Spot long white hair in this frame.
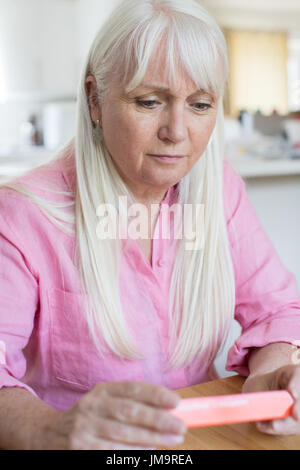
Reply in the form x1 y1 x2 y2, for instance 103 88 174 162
4 0 235 370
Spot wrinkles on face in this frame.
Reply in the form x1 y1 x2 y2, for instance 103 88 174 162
100 54 219 204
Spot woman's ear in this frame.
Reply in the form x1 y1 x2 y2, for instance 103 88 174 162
85 75 102 126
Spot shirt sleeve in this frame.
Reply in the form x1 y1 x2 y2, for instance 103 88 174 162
224 162 300 376
0 201 39 397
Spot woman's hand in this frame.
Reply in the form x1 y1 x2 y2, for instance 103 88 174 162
243 364 300 436
36 381 187 450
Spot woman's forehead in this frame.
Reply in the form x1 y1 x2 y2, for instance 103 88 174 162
140 55 197 93
114 54 202 98
108 36 220 99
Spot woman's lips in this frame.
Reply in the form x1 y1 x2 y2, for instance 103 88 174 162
148 154 186 162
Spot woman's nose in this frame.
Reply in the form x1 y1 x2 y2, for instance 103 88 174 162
158 105 188 144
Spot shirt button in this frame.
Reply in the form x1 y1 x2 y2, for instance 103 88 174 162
157 258 165 268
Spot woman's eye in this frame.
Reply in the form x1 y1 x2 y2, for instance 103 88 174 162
136 100 159 109
193 102 212 112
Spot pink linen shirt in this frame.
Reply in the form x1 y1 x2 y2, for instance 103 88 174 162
0 149 300 411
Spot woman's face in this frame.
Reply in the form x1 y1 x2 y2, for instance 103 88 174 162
89 56 218 202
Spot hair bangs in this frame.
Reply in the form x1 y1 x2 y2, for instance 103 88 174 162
109 7 227 100
122 17 170 92
173 14 228 97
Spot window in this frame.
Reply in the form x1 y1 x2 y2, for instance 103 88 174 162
225 30 289 116
287 31 300 111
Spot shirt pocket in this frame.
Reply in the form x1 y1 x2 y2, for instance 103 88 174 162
47 287 99 391
47 287 144 391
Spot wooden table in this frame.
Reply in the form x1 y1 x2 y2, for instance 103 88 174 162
161 375 300 450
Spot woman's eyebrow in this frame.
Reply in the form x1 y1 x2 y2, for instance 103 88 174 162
139 84 171 92
137 84 212 97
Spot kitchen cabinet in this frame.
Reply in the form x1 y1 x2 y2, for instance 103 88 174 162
0 0 78 151
0 0 124 151
76 0 122 72
0 0 78 99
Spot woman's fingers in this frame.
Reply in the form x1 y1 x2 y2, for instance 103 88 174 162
99 381 181 409
71 434 155 450
286 369 300 402
259 400 300 435
82 387 186 447
93 416 185 447
273 364 300 400
97 395 186 435
66 381 186 449
256 415 300 436
256 365 300 435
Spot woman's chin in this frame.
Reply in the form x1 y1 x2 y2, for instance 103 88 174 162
142 163 187 186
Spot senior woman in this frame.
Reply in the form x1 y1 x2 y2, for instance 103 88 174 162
0 0 300 450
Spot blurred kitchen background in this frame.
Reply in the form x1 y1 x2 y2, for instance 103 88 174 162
0 0 300 374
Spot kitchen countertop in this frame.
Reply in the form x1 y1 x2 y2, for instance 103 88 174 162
226 155 300 178
1 148 300 180
0 147 55 179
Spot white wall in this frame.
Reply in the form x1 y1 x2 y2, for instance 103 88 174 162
76 0 122 73
0 0 78 151
0 0 77 98
40 0 79 95
0 0 125 150
245 175 300 291
201 0 300 31
215 173 300 378
0 0 41 96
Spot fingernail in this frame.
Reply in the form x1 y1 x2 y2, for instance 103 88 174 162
180 423 188 434
291 389 299 400
257 421 267 430
292 401 300 420
173 420 187 434
273 421 281 432
162 434 184 446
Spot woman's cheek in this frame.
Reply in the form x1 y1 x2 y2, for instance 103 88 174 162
196 119 217 148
